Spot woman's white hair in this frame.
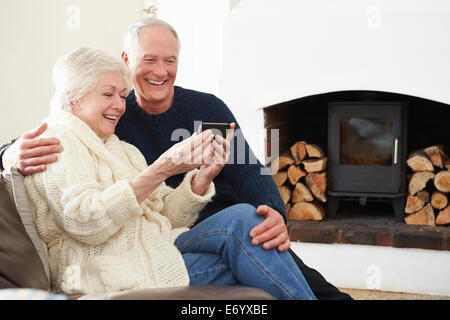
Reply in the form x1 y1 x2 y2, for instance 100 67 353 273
123 17 180 63
50 46 131 112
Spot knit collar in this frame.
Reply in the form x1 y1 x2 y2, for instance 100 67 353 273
47 108 135 180
126 87 183 124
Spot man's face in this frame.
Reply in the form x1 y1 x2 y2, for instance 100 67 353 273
127 25 179 111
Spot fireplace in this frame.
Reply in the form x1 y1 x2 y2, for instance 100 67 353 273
262 90 450 250
222 1 450 255
263 90 450 220
327 101 408 221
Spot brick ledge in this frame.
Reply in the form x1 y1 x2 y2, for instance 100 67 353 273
287 219 450 251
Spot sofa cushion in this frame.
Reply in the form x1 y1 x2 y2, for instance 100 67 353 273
0 288 66 300
0 170 50 290
2 167 50 280
76 285 276 300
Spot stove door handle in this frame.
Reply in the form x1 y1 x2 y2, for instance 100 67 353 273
393 138 399 164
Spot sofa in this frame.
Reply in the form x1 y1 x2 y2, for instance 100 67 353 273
0 167 275 300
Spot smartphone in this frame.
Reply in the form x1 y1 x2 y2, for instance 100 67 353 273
197 122 230 137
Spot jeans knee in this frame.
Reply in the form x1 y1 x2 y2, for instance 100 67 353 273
226 203 262 229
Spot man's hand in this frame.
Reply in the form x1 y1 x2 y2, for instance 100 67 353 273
192 123 235 195
3 122 62 175
249 205 290 252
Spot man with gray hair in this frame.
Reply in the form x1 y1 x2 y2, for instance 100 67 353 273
0 17 351 300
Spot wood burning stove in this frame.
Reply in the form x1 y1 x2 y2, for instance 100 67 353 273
327 101 408 221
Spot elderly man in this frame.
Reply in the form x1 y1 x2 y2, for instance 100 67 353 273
0 17 351 300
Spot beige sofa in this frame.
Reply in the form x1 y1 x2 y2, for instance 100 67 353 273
0 167 274 300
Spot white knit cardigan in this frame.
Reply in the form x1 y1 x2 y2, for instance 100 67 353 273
24 109 215 295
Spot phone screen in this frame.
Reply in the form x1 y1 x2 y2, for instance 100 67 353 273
197 122 230 137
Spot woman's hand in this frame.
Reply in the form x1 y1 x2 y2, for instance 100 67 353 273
130 129 216 203
191 123 235 195
153 129 216 178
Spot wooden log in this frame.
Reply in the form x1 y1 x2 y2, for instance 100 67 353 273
288 201 325 221
305 144 325 158
445 158 450 171
406 150 434 172
431 191 448 210
271 154 295 174
434 170 450 192
285 203 292 219
436 205 450 225
272 171 287 187
302 157 327 173
404 203 435 226
405 195 426 214
287 165 306 185
305 172 327 203
408 171 435 195
290 141 307 164
296 141 307 161
292 182 314 203
416 190 431 203
424 145 448 169
278 185 292 205
290 143 300 164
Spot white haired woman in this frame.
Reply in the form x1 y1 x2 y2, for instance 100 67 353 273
24 47 316 300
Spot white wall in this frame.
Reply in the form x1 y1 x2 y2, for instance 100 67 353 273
222 0 450 162
0 0 143 143
156 0 230 97
291 242 450 296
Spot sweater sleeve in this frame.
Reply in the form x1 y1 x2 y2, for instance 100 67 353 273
158 169 215 228
118 139 215 228
26 130 143 246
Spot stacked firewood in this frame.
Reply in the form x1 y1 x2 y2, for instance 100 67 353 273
271 141 327 221
405 145 450 226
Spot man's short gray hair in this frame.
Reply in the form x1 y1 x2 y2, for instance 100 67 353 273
123 17 180 63
50 47 131 112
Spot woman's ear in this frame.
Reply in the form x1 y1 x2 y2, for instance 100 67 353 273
121 52 129 65
69 99 81 112
66 91 80 111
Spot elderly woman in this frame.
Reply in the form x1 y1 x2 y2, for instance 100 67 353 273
24 47 316 300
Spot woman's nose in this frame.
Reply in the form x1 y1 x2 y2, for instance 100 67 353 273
112 95 125 110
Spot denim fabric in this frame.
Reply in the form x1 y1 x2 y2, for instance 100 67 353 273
175 203 317 300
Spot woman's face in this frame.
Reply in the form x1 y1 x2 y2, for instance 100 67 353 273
72 71 128 138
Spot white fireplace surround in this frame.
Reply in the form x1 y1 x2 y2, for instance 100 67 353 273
222 0 450 163
221 0 450 296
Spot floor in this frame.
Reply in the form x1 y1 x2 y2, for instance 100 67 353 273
339 288 450 300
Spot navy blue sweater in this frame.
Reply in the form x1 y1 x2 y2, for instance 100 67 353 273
114 87 286 223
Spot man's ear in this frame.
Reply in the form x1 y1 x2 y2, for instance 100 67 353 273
122 52 129 65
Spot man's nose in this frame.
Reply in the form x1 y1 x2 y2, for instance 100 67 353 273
153 61 168 77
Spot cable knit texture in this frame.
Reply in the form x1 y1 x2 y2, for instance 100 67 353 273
24 109 215 295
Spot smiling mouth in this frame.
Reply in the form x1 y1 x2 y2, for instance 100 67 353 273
103 114 119 122
145 79 167 86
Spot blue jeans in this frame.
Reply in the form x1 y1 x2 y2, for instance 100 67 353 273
174 203 317 300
